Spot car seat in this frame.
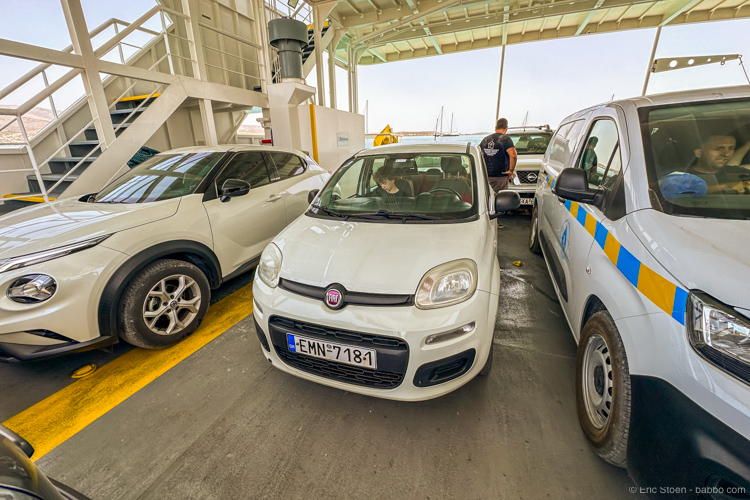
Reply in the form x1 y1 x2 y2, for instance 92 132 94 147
434 157 472 202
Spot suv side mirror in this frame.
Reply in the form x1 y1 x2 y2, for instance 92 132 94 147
0 425 34 458
220 179 250 202
490 191 521 218
554 168 604 207
308 189 319 204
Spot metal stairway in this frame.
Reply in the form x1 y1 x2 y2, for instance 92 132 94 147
270 22 330 84
21 95 159 198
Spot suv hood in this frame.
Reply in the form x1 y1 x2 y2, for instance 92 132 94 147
0 197 180 259
628 209 750 309
275 215 489 295
515 156 543 168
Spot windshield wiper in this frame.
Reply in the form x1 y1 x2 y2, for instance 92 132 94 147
311 204 348 219
354 210 442 221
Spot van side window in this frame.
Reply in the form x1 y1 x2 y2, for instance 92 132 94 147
577 119 621 189
546 120 585 170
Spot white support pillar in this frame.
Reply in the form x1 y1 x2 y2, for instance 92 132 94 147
642 26 662 96
313 5 326 107
199 99 219 146
495 44 506 122
60 0 116 148
182 0 209 81
347 45 354 113
328 31 344 110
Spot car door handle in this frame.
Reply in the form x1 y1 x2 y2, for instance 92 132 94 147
266 194 282 202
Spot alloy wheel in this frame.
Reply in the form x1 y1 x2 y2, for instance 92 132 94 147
142 274 202 336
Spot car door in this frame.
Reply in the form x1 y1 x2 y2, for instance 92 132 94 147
203 151 287 275
538 119 586 307
267 151 325 222
557 114 625 325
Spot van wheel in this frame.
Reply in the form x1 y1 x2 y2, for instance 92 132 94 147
529 206 542 255
479 343 493 376
576 310 631 467
118 259 211 349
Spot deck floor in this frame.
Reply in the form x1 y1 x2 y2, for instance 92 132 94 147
1 213 637 499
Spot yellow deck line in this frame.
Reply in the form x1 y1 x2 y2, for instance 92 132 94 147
116 93 161 102
3 284 253 461
3 194 56 202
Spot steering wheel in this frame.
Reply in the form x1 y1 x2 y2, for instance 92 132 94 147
428 187 464 202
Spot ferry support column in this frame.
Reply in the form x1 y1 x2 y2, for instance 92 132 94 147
328 29 345 109
60 0 117 149
313 1 337 107
495 44 506 122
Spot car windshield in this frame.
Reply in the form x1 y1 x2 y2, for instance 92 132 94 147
308 152 478 222
93 152 224 203
641 98 750 220
507 133 551 154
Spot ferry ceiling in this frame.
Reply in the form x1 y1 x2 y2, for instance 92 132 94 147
313 0 750 65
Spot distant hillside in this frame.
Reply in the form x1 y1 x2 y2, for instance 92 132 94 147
238 123 264 136
0 106 55 143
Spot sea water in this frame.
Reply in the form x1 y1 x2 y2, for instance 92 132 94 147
364 134 488 149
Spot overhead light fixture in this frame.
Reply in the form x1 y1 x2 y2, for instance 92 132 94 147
287 0 299 8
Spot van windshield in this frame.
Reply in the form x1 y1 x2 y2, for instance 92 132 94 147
308 153 478 222
641 98 750 220
506 133 552 155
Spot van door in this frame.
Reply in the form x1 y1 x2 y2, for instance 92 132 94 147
557 115 625 326
539 119 586 306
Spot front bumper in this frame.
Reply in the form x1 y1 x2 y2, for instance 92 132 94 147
627 376 750 498
252 279 496 401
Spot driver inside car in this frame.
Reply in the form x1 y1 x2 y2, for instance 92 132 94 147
687 134 750 194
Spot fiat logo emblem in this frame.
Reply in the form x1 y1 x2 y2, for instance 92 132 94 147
527 173 538 182
324 285 345 310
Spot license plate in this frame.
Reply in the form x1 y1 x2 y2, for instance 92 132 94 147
286 334 377 370
520 197 534 205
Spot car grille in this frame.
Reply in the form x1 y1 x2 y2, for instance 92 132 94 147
516 171 541 184
269 316 408 389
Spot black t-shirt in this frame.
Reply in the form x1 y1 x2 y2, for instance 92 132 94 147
480 133 515 177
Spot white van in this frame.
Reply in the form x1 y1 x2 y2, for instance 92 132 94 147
252 143 519 401
531 86 750 493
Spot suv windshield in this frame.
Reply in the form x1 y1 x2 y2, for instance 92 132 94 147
507 133 551 154
641 98 750 220
309 153 478 222
93 152 224 203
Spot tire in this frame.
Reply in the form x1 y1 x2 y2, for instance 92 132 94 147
479 342 493 376
529 205 542 255
575 310 631 467
118 259 211 349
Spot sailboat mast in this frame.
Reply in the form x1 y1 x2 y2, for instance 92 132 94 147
440 106 444 135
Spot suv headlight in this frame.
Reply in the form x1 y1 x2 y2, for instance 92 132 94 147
0 235 111 274
258 243 283 288
416 259 477 309
687 291 750 384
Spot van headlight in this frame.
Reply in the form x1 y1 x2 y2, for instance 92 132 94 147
258 243 283 288
416 259 477 309
687 292 750 383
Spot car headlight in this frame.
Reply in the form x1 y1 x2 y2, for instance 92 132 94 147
687 291 750 384
416 259 478 309
0 234 111 274
258 243 282 288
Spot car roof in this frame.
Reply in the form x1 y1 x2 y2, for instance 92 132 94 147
161 144 308 156
355 142 474 157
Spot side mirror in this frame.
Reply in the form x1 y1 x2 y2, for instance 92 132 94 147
554 168 604 207
220 179 250 202
0 425 34 458
490 191 521 218
308 189 320 204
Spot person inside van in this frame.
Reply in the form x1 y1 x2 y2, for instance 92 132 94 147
581 136 599 182
373 163 410 210
688 134 750 193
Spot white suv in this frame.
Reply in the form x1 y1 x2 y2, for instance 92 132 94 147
531 86 750 493
0 145 328 361
504 126 553 205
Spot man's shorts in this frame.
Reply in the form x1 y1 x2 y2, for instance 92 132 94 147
489 176 509 192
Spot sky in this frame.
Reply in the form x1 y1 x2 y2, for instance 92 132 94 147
2 1 750 134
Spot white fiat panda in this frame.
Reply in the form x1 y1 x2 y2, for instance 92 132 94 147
532 86 750 493
252 143 520 401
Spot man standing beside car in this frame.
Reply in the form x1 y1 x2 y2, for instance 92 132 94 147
480 118 518 192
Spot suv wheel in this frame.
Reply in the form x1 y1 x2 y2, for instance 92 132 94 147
118 259 211 349
529 205 542 254
576 310 631 467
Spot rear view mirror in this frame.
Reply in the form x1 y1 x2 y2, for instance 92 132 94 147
0 424 34 458
308 189 319 204
490 191 521 218
220 179 251 202
554 168 603 207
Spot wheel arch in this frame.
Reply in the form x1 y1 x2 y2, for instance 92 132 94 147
97 240 222 338
580 295 607 334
